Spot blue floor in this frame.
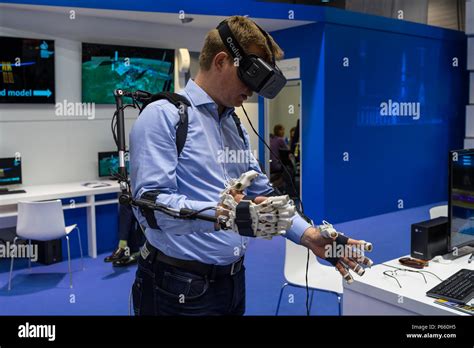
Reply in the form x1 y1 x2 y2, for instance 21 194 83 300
0 202 442 315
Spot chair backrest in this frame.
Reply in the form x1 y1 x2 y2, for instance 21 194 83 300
17 200 66 241
284 238 319 282
429 205 448 219
284 237 344 294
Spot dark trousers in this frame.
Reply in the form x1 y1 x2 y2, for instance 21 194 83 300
132 252 246 316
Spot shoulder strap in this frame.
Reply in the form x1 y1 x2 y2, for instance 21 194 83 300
140 92 191 156
231 112 247 147
140 94 247 156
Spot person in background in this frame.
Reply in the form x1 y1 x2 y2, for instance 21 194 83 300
270 124 288 174
270 124 290 193
289 126 296 148
104 204 143 267
290 120 300 163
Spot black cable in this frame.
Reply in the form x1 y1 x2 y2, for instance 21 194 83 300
241 105 311 316
240 106 303 212
111 104 137 148
111 111 118 146
180 206 216 218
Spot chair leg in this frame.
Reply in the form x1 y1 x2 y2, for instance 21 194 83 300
8 237 19 291
275 282 289 316
337 294 342 316
309 289 315 313
75 226 84 271
28 239 32 272
66 235 73 289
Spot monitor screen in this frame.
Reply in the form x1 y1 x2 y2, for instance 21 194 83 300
82 43 174 104
0 36 55 104
98 151 129 178
449 149 474 250
0 157 22 186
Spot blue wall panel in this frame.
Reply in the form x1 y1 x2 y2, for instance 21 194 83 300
272 20 467 224
59 198 118 259
62 207 88 259
95 204 118 255
323 23 467 223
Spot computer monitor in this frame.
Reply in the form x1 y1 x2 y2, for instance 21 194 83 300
448 149 474 251
98 151 129 178
0 157 22 186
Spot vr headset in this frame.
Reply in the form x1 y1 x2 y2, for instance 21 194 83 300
217 19 287 99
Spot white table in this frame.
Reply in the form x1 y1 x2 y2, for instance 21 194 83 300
343 254 474 315
0 180 120 258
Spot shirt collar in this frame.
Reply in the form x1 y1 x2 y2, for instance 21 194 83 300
183 79 235 117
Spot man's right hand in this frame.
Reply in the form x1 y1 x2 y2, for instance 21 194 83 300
215 189 267 230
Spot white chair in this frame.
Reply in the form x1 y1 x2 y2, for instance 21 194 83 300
275 239 343 315
8 200 84 290
429 205 448 219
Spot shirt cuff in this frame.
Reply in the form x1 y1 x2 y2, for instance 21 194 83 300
284 213 312 245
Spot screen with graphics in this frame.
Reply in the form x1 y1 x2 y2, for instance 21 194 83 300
0 157 22 186
98 151 129 178
82 43 174 104
449 149 474 249
0 37 55 103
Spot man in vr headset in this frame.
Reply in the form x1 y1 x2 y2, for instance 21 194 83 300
130 15 372 316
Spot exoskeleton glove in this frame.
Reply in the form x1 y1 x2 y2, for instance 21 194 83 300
318 220 374 284
217 170 296 239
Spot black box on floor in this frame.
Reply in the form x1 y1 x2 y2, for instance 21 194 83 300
34 239 63 265
411 217 448 260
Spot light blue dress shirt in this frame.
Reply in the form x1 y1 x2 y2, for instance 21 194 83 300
130 79 311 265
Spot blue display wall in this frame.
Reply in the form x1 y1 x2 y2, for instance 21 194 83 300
271 16 467 224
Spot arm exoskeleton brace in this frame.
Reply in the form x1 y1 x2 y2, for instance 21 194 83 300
217 170 296 239
319 221 373 284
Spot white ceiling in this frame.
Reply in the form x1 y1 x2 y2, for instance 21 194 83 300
0 3 313 30
0 3 313 51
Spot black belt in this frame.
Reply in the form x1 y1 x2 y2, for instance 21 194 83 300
141 241 244 278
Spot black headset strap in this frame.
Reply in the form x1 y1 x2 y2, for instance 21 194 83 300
217 20 249 67
217 19 276 68
252 22 276 66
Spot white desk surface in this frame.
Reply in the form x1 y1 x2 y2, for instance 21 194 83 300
0 180 120 206
343 254 474 315
0 180 121 258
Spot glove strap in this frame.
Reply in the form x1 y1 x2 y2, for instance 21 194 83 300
235 200 254 237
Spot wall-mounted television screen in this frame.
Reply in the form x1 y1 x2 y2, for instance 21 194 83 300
82 43 174 104
0 37 55 103
98 151 129 178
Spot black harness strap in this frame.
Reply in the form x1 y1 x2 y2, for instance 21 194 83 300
139 190 161 230
231 112 247 147
140 92 191 157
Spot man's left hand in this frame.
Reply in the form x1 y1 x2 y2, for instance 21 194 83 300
300 226 373 283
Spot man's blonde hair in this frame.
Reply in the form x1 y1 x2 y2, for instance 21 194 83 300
199 15 284 71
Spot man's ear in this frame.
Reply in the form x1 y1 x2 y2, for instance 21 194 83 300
213 51 230 71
